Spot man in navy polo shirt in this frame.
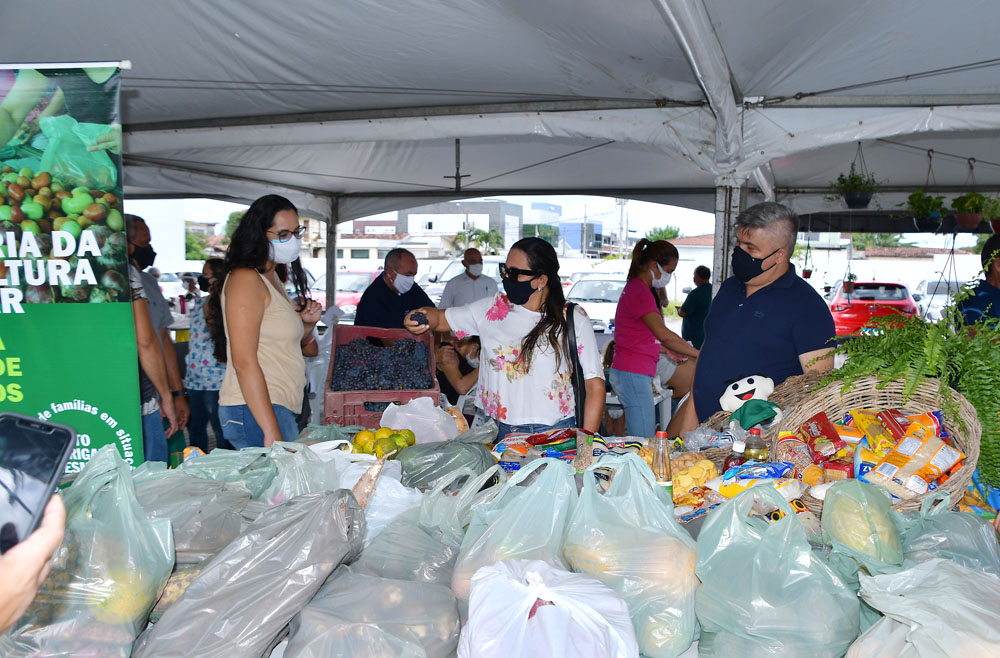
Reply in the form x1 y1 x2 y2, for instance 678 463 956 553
682 202 835 430
354 248 435 329
958 233 1000 326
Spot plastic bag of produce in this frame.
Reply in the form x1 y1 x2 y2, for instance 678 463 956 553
176 448 277 498
0 446 173 658
458 559 638 658
351 514 458 585
695 484 860 658
381 396 460 444
451 458 576 607
132 489 365 658
418 465 505 547
132 466 251 565
564 453 697 658
259 442 339 506
38 114 117 189
896 492 1000 576
821 479 904 571
399 425 498 490
284 567 460 658
847 559 1000 658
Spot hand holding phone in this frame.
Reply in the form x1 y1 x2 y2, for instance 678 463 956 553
0 495 65 635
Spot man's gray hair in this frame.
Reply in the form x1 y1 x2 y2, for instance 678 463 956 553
384 247 414 270
736 202 797 255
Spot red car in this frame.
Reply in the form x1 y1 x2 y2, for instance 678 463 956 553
309 270 381 312
830 282 918 336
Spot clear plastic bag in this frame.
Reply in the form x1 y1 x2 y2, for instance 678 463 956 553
458 559 638 658
695 484 860 658
176 448 277 498
418 465 506 547
896 492 1000 576
351 514 458 585
399 425 498 491
821 479 903 571
284 567 460 658
132 489 365 658
259 442 339 506
564 453 698 658
381 396 460 444
451 458 577 608
0 446 173 657
38 114 117 190
849 559 1000 658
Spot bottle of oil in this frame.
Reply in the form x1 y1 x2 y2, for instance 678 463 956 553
723 438 746 471
744 427 769 461
651 430 673 499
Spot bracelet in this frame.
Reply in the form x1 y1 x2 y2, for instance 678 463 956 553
172 389 188 398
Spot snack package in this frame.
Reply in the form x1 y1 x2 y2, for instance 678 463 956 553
721 461 793 482
907 410 950 438
834 423 866 444
867 426 966 499
854 445 880 482
706 476 806 502
849 408 897 457
800 412 850 461
766 498 822 536
775 433 815 478
876 409 913 441
673 460 718 501
821 458 854 482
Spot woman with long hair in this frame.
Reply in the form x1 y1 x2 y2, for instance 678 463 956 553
404 237 605 441
206 195 321 447
610 238 699 438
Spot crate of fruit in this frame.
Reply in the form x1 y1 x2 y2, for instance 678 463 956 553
323 325 441 428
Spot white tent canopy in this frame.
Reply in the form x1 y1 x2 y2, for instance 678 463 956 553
4 0 1000 222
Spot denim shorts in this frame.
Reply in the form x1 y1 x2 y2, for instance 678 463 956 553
609 367 655 439
493 415 575 443
219 403 300 449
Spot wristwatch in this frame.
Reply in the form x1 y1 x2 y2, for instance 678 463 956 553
172 389 188 398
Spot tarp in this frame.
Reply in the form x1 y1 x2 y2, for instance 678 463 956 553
4 0 1000 222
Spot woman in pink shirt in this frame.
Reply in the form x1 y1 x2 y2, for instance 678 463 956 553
610 239 699 437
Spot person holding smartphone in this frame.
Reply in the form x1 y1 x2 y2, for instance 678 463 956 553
0 496 65 634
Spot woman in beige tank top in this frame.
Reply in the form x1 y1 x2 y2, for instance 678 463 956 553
206 195 322 447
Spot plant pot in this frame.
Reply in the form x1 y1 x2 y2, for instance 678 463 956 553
991 219 1000 234
954 212 983 229
843 191 873 209
802 269 812 279
844 280 855 294
912 216 942 232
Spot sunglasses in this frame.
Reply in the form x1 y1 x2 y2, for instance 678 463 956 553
269 225 307 243
499 264 541 281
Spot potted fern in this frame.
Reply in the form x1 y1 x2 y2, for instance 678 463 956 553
828 163 879 209
951 191 987 229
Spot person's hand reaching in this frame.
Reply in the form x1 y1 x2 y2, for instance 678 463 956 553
0 495 66 634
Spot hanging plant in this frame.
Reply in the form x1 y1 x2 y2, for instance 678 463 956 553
905 189 947 219
843 271 857 294
982 195 1000 234
828 163 879 209
952 191 987 229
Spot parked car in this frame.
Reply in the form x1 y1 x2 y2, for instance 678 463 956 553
152 271 187 300
913 279 966 321
566 275 627 334
830 281 918 336
309 270 380 312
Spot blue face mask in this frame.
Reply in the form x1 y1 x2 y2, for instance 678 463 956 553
731 245 779 283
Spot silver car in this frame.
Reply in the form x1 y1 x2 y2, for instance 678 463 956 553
566 276 627 334
913 279 966 321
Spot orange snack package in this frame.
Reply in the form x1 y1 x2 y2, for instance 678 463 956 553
849 408 897 457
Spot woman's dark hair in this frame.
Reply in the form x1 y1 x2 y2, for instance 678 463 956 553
511 237 570 372
627 238 678 281
202 257 226 327
207 194 308 361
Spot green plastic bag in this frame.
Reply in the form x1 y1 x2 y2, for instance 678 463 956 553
0 446 173 657
564 453 698 658
822 479 904 571
176 448 277 499
696 483 860 658
258 442 339 506
38 114 117 190
896 492 1000 576
398 423 498 490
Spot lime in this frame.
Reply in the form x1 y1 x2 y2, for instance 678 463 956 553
399 429 416 446
373 437 399 459
389 433 408 452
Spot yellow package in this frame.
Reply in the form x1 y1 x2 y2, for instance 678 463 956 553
867 425 966 499
850 408 897 457
834 423 865 444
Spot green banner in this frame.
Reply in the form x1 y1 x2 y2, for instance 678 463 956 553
0 66 141 469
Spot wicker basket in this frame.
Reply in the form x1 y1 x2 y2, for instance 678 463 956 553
703 372 825 470
779 376 980 513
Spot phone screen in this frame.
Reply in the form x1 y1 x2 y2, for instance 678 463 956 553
0 414 76 550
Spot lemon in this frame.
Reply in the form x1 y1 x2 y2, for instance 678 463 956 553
373 437 399 459
375 427 394 441
399 428 416 446
390 433 408 452
355 429 376 444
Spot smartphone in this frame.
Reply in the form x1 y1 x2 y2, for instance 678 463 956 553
0 412 76 553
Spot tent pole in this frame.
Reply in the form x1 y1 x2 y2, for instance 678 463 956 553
713 184 745 293
326 197 339 312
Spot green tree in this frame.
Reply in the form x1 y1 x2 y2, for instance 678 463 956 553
975 233 991 253
850 233 914 251
185 231 210 260
474 228 505 254
524 223 559 248
645 225 680 241
223 210 245 245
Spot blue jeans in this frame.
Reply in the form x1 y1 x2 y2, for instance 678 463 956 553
141 410 168 464
219 403 300 449
188 389 227 452
609 367 655 439
494 416 575 443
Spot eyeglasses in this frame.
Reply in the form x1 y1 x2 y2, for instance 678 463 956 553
499 264 541 281
269 225 306 243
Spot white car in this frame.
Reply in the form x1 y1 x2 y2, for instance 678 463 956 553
566 275 627 334
913 279 966 321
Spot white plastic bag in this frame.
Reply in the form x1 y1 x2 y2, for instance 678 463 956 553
259 442 339 506
458 559 639 658
849 558 1000 658
381 396 458 443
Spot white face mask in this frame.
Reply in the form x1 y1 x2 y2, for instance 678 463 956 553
466 355 480 369
393 269 415 294
651 264 672 289
269 236 301 264
467 263 484 277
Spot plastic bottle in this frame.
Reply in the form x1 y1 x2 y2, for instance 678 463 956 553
651 430 673 498
723 438 747 471
744 427 769 461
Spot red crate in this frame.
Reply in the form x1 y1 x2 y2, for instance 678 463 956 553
323 325 440 428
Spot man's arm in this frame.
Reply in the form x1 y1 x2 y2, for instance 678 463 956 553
158 328 189 428
134 299 178 435
800 347 834 373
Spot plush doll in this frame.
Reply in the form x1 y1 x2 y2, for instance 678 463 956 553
719 374 783 430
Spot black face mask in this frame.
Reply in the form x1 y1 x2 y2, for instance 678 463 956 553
132 244 157 270
731 245 779 283
198 275 212 293
502 277 538 306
